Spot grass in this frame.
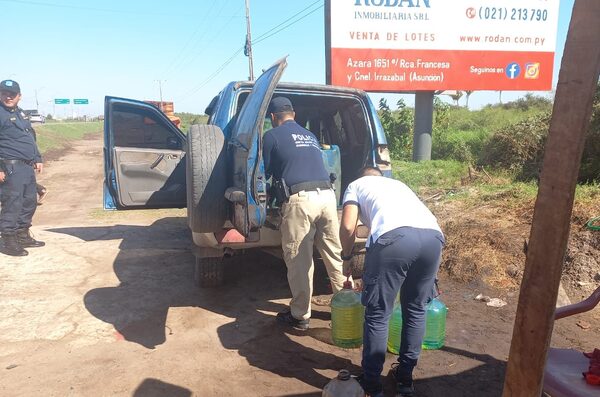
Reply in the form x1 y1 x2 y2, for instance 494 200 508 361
35 121 103 154
393 160 600 213
392 159 467 192
575 182 600 204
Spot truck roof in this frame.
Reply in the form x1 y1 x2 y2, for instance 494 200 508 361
231 81 368 96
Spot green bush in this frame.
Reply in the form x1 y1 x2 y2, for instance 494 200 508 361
378 98 413 160
432 99 490 163
478 112 550 181
580 83 600 182
433 128 489 163
478 82 600 183
378 86 599 184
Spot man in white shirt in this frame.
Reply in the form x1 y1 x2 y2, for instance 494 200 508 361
339 166 445 397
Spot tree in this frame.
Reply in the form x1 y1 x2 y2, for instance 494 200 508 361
448 91 463 107
465 90 474 109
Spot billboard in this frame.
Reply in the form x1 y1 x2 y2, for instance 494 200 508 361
326 0 560 91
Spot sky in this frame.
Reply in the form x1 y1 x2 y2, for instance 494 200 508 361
1 0 575 118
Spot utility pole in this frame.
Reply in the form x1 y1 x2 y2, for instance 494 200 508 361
155 80 166 110
244 0 254 81
34 87 44 112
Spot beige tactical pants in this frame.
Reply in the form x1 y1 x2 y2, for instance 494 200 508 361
280 188 346 320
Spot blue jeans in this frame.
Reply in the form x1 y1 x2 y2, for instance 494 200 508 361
361 227 444 384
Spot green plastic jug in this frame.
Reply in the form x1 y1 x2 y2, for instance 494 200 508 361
331 281 364 348
387 296 447 353
422 298 447 350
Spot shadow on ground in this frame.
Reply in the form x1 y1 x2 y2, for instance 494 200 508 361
133 378 192 397
403 346 506 396
50 217 359 391
51 218 509 395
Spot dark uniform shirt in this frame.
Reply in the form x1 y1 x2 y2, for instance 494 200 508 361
263 119 329 187
0 105 42 163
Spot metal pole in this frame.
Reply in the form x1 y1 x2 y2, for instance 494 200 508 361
412 91 434 162
245 0 254 81
155 80 165 110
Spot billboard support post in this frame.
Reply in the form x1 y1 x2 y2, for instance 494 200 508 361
502 0 600 394
413 91 434 162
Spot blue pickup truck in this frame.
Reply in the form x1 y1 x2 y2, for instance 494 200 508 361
102 58 390 287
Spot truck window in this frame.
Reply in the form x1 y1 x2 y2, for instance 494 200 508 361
112 104 181 150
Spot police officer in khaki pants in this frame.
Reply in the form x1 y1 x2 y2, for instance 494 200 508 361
263 96 346 330
0 79 45 256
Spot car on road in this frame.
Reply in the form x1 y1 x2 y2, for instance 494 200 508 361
102 58 391 287
24 109 45 124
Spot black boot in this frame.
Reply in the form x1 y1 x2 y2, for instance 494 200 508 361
16 229 45 248
0 233 29 256
392 363 415 397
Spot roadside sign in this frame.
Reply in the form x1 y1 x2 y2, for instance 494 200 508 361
73 99 89 105
326 0 560 91
54 98 70 105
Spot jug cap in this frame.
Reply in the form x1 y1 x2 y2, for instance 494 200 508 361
343 280 353 289
337 369 351 380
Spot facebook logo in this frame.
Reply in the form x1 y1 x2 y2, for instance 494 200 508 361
505 63 521 79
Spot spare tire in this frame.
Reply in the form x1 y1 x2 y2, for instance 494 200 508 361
186 124 228 232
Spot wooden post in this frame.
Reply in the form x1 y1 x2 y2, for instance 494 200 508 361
502 1 600 396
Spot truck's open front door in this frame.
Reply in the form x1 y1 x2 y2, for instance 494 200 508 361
103 97 187 209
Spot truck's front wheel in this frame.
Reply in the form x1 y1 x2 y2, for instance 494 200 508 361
194 257 224 288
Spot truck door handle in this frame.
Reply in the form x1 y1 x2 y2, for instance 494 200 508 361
150 154 165 169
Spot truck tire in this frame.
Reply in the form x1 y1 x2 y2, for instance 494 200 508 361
186 124 228 233
194 257 224 287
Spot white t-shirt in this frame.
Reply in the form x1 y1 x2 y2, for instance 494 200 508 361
343 176 442 246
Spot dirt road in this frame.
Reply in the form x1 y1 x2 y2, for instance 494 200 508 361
1 135 598 396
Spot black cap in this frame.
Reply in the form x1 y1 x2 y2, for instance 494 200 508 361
268 96 294 114
0 80 21 94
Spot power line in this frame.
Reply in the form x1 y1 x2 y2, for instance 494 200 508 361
160 1 224 77
253 0 322 42
176 1 324 102
0 0 178 16
254 3 323 45
176 47 245 101
166 5 243 78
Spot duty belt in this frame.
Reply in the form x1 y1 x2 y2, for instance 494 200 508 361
0 159 35 166
289 180 332 195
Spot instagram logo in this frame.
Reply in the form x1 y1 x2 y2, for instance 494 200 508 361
525 63 540 79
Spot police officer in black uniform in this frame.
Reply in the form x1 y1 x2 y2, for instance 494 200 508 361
263 96 346 330
0 79 45 256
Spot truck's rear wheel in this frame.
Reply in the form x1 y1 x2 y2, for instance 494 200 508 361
194 257 224 288
186 124 228 233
